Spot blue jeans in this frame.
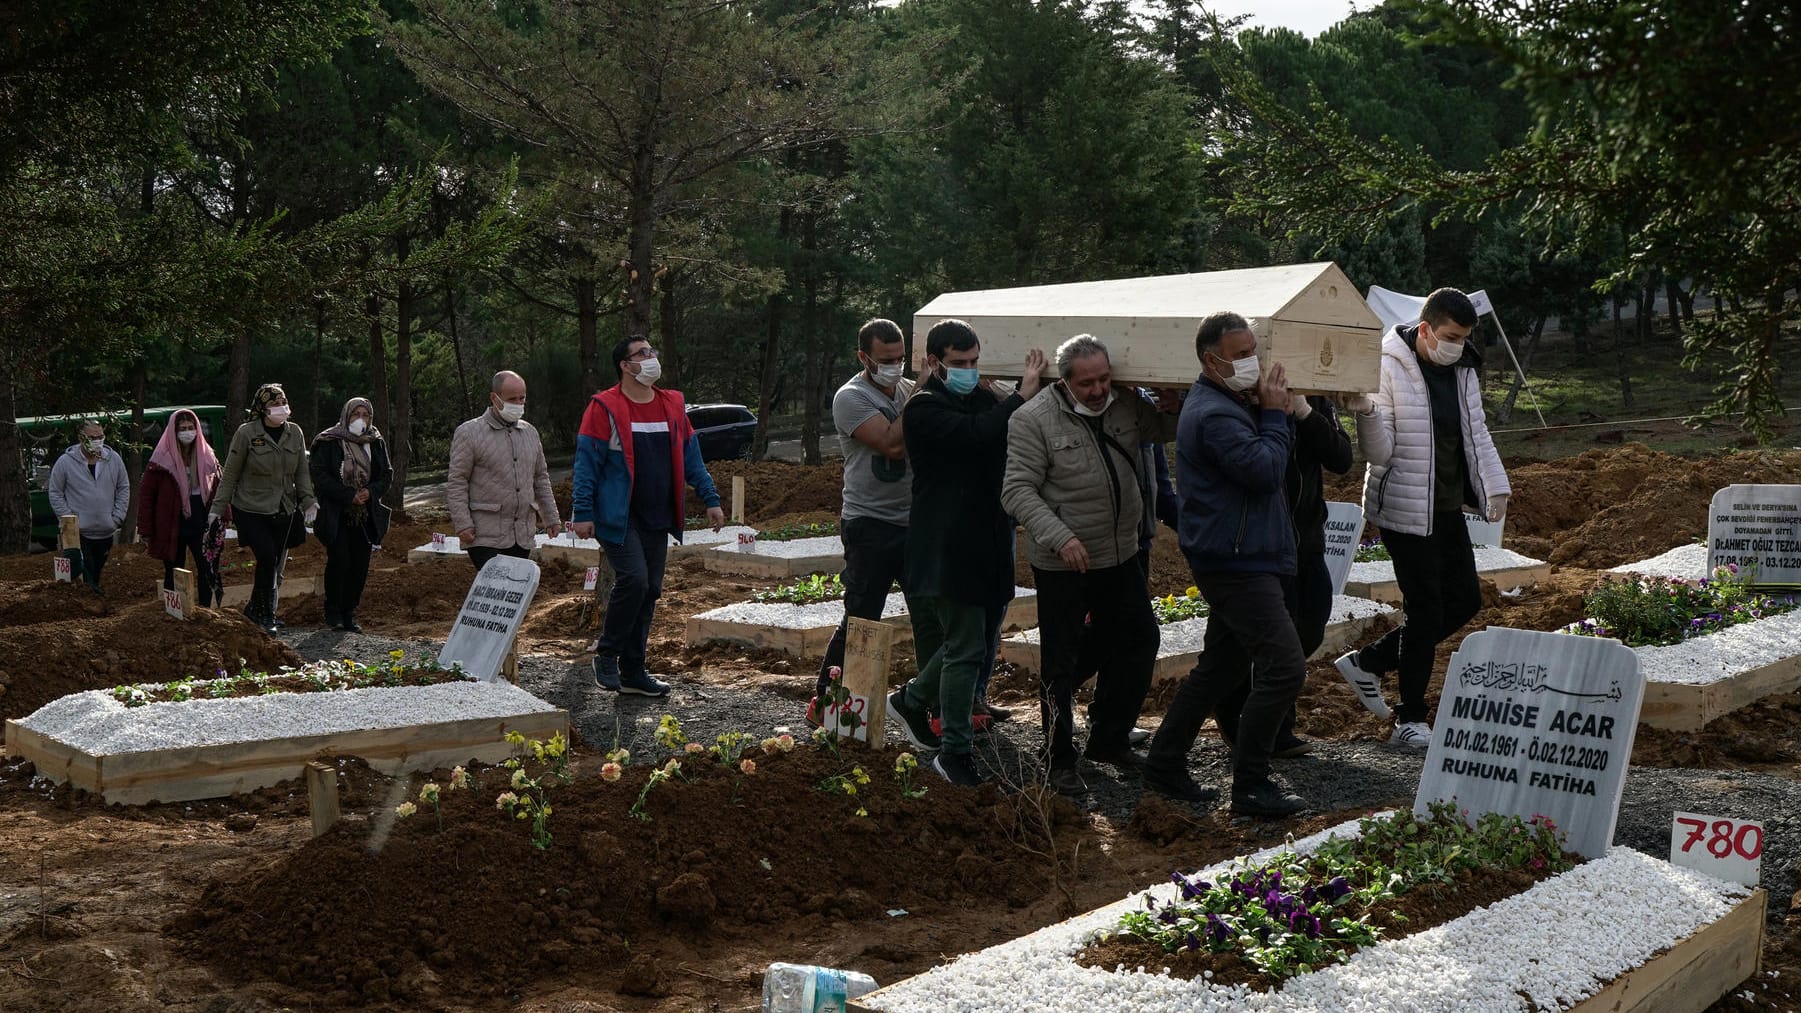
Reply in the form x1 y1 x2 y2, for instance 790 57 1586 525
598 523 671 674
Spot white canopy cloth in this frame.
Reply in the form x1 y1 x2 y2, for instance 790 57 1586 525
1364 285 1543 427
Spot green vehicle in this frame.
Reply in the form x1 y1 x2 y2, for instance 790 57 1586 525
21 405 230 546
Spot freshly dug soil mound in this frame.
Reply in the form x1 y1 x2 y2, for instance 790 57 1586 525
0 592 300 721
177 744 1090 1004
278 555 593 636
0 548 166 600
704 459 845 522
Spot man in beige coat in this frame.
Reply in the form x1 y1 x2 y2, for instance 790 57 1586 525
448 370 561 571
1001 335 1177 796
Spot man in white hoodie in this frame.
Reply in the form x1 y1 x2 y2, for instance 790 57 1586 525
1336 288 1510 749
47 420 131 593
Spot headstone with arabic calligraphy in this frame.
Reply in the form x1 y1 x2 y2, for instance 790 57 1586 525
1414 627 1643 859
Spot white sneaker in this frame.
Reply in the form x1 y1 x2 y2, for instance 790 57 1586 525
1389 722 1431 750
1334 652 1392 719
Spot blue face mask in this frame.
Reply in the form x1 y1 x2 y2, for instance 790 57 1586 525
943 366 980 395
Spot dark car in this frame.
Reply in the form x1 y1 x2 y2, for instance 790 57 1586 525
686 403 758 461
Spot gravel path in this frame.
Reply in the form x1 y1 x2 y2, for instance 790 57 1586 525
281 626 1800 924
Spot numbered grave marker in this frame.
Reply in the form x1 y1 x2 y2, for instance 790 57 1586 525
736 531 758 550
1670 812 1763 887
1417 627 1644 859
431 532 447 552
1322 501 1362 598
564 521 576 544
52 556 72 582
583 566 599 592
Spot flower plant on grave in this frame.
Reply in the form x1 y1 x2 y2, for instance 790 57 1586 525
1354 537 1390 562
1108 802 1574 981
109 652 470 707
1150 586 1209 625
1559 564 1798 647
495 730 571 848
752 573 846 604
755 520 839 541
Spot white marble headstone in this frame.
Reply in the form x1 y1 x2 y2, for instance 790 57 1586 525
1416 627 1643 860
1707 484 1801 588
1464 511 1504 548
439 555 541 682
1322 501 1363 598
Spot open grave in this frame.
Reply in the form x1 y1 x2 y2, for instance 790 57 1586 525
685 588 1041 658
996 596 1393 682
3 555 567 804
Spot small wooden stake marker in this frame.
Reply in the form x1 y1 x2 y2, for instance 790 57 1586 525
55 515 80 582
501 649 519 685
305 761 340 837
161 567 195 620
842 617 893 746
730 476 746 524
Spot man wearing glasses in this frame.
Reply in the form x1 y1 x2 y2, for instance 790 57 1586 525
573 336 725 697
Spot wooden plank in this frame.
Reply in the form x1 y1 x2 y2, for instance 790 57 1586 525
998 610 1388 682
1002 593 1038 633
731 476 746 524
1639 653 1801 732
533 543 596 568
58 515 81 551
305 761 340 837
683 615 814 657
219 574 323 610
1346 562 1552 605
849 887 1763 1013
842 618 893 745
701 549 844 579
1567 889 1764 1013
1261 319 1381 394
406 546 466 564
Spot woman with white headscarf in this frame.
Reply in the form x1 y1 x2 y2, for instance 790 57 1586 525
310 397 392 632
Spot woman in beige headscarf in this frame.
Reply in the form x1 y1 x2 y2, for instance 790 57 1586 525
310 397 392 632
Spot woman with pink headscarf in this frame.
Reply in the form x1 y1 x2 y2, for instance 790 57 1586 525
138 408 223 606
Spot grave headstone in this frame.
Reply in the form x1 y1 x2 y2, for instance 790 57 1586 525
439 555 542 682
57 514 81 582
1322 501 1363 597
52 555 72 582
1415 626 1643 859
1707 484 1801 588
1464 511 1504 548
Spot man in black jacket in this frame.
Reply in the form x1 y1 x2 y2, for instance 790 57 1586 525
1213 393 1354 756
885 319 1045 786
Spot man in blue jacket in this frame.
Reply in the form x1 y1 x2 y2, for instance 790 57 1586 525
1140 311 1309 818
573 336 725 697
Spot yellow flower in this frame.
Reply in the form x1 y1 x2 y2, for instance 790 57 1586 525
853 767 870 785
419 783 441 804
855 806 868 818
394 801 417 818
844 783 856 795
740 759 757 775
546 732 567 758
1185 586 1200 599
761 737 779 752
600 762 623 782
511 768 529 789
504 730 526 745
515 810 528 821
389 649 405 661
607 747 631 766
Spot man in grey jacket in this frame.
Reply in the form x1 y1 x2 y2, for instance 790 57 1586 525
1001 335 1176 796
47 420 130 593
448 370 561 572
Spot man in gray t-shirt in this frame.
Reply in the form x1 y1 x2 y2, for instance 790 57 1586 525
810 319 917 719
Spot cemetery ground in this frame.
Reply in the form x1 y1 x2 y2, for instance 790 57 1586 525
1 446 1800 1010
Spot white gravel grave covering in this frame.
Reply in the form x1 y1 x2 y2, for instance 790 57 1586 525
15 680 560 756
1607 542 1708 581
671 525 757 548
1349 546 1545 588
1629 607 1801 687
711 534 843 559
860 818 1750 1013
1004 596 1391 654
696 587 1037 629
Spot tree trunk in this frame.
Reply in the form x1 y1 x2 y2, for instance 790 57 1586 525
658 267 681 390
752 210 792 461
225 157 254 426
799 212 823 466
122 359 147 541
1637 271 1657 343
387 234 414 520
366 293 389 436
1611 292 1633 408
0 352 28 552
1497 314 1545 424
447 275 472 420
576 275 600 394
311 297 327 435
624 148 658 339
1664 277 1684 335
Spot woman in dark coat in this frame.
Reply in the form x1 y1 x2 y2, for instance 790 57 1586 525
138 408 223 606
310 397 392 631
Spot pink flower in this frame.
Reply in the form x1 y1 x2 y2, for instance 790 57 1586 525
600 762 623 783
740 759 757 775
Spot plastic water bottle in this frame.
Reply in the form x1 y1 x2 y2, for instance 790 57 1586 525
762 962 878 1013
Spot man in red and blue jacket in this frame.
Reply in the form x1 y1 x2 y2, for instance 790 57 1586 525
573 335 725 696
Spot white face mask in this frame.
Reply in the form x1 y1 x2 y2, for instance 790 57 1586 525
82 437 105 455
1424 332 1465 366
868 360 905 387
266 405 291 424
348 418 368 436
1213 353 1260 392
177 429 197 445
634 356 662 385
497 401 525 424
1071 388 1115 417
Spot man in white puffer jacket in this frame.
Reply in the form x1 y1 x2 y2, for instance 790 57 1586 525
1337 288 1510 749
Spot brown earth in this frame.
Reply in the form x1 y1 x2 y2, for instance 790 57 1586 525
1 445 1800 1012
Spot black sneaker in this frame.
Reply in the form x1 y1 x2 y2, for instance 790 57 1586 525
1082 743 1148 769
1142 762 1219 805
886 689 942 750
618 669 671 697
973 698 1012 723
1273 735 1315 759
340 614 363 634
1127 727 1151 746
932 751 984 786
593 655 622 692
1046 766 1087 795
1231 779 1308 818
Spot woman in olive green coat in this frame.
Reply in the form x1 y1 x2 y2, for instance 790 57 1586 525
210 383 318 632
